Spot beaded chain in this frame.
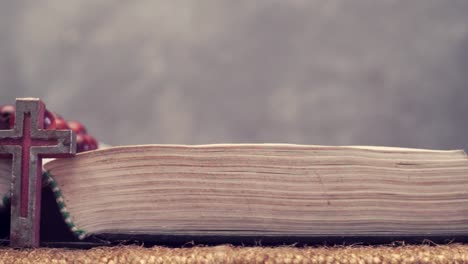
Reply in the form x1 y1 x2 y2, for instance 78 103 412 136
0 104 98 152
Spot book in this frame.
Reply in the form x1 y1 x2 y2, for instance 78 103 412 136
0 144 467 242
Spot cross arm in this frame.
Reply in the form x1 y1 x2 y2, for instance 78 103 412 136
31 130 76 158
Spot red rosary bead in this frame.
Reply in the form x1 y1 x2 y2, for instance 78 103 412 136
76 134 98 152
67 121 87 135
67 120 98 152
43 110 56 129
0 104 15 129
51 113 70 130
84 134 98 150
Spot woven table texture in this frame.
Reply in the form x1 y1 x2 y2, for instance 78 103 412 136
0 244 467 264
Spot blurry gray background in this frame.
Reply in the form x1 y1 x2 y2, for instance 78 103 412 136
1 1 468 149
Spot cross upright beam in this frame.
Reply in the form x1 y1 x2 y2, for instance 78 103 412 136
0 98 76 247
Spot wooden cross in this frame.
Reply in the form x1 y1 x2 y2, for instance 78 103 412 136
0 98 76 247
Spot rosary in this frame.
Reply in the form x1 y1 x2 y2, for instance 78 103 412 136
0 104 98 153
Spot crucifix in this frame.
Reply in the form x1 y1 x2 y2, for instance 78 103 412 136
0 98 76 247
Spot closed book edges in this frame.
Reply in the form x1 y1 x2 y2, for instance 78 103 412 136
0 144 467 241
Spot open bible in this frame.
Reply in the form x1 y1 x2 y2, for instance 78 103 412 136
0 144 467 243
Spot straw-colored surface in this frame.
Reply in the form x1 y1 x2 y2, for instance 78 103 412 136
0 245 467 264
